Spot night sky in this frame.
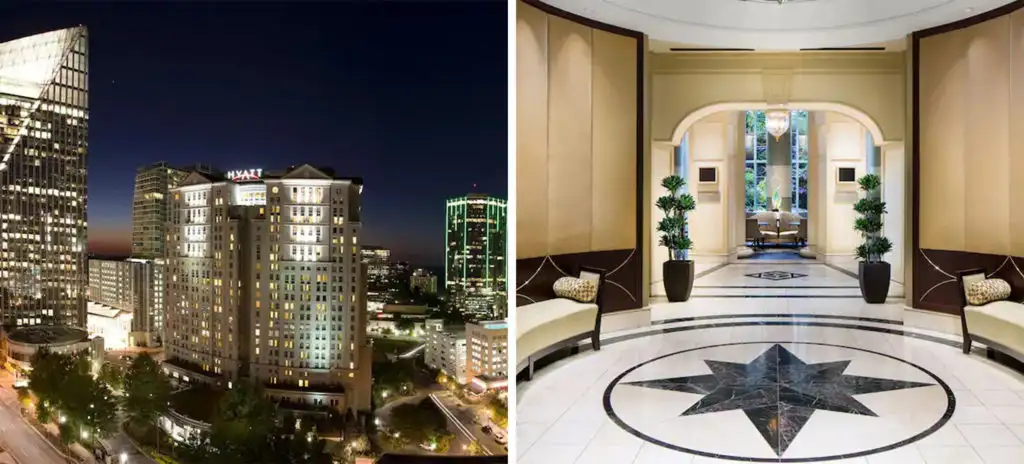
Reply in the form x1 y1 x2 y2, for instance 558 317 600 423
0 1 507 266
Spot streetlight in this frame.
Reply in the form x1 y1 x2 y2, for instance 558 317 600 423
81 429 89 440
119 452 128 464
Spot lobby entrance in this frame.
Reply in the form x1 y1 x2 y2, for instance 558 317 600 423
650 105 906 300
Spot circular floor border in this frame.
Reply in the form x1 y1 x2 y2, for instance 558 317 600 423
600 335 957 462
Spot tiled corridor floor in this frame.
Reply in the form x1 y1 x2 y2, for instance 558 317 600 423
517 275 1024 464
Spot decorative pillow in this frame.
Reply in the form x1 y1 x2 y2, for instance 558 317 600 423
966 278 1012 306
553 277 597 303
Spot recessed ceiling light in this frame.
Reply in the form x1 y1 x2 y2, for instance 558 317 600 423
965 7 974 12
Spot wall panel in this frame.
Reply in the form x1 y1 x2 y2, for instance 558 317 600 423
913 4 1024 314
515 0 643 313
547 16 594 255
515 4 550 259
591 29 638 252
1010 10 1024 257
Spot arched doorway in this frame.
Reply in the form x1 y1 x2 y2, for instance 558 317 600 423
649 102 905 299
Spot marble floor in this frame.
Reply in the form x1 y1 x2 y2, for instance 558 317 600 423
680 263 905 298
516 297 1024 464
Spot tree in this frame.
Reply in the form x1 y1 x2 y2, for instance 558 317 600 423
98 362 125 391
122 352 172 431
209 380 277 463
388 400 452 449
656 175 697 260
488 397 507 429
394 317 415 334
28 349 118 443
853 173 893 263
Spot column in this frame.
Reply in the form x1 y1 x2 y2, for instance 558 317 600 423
766 128 792 211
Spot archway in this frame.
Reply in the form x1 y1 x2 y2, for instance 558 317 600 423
649 102 906 299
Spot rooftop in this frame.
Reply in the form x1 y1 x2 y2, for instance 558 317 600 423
6 326 89 346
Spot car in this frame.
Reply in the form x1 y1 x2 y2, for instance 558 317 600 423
493 433 507 445
481 425 492 435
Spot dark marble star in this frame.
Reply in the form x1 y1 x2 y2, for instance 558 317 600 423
623 344 934 456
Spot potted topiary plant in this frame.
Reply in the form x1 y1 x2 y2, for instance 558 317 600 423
853 173 894 303
657 175 697 302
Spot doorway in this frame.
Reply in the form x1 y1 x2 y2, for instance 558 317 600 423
742 110 811 261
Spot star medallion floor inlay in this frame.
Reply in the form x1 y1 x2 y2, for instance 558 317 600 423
615 343 945 459
745 270 808 281
518 280 1024 464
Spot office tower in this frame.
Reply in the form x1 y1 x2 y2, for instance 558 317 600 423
361 245 390 306
445 194 507 320
131 162 198 259
410 268 437 295
87 258 163 347
0 27 89 328
163 164 371 413
465 320 508 384
424 319 467 384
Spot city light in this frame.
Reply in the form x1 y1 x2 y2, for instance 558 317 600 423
120 452 128 464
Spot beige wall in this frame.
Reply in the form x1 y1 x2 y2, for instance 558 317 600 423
516 2 639 259
918 10 1024 257
651 53 906 145
687 112 739 258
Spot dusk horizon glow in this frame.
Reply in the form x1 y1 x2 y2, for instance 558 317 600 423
0 1 507 266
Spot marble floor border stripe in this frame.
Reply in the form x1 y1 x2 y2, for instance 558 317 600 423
691 294 887 299
651 312 903 327
693 285 859 288
693 262 730 279
578 319 981 358
823 262 860 279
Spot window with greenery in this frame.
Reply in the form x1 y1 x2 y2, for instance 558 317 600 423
745 110 809 213
744 111 768 211
789 110 809 214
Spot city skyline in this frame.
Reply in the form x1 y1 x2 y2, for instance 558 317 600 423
0 1 507 266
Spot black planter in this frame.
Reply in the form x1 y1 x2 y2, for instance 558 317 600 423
663 260 695 302
858 261 891 304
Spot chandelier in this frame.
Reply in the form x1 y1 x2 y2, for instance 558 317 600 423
764 110 790 141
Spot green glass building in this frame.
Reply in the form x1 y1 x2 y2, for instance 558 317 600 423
445 194 507 320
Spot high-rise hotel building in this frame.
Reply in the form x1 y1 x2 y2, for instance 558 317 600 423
163 164 371 413
445 194 507 320
0 27 89 328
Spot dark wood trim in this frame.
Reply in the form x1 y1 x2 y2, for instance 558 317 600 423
910 1 1024 310
518 0 644 39
955 268 986 353
517 0 646 311
915 1 1024 39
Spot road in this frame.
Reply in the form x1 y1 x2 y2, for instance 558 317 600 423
0 372 74 464
429 392 505 456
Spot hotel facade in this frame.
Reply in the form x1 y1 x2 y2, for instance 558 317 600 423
162 164 371 414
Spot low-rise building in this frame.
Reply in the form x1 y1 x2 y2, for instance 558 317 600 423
86 302 133 350
1 326 103 375
466 320 508 389
424 319 467 384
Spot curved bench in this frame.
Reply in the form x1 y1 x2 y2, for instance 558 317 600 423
957 269 1024 363
515 266 606 380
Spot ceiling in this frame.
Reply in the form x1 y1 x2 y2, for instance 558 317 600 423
538 0 1016 50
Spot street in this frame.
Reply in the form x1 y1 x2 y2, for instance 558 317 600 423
430 392 506 456
0 371 75 464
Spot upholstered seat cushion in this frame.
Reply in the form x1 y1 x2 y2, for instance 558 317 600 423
965 300 1024 356
516 298 599 366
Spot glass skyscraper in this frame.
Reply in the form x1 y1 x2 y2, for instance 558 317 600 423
445 193 507 320
0 27 89 328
